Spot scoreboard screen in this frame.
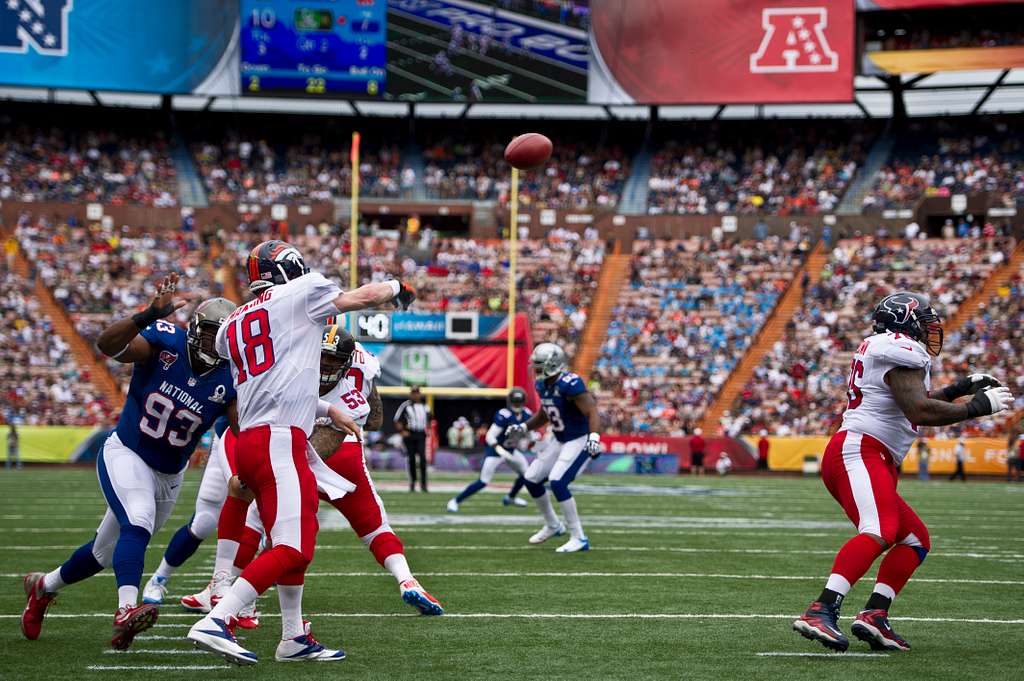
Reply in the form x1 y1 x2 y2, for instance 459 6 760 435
240 0 386 97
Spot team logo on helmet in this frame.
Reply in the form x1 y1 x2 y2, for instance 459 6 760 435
881 295 919 324
159 350 178 370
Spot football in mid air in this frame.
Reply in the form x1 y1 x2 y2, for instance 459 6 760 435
504 133 553 170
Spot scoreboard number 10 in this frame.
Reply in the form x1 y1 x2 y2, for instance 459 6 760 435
250 7 277 28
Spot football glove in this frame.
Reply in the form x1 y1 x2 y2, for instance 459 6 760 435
966 385 1015 418
585 432 603 458
941 373 1002 401
392 281 417 310
505 423 528 443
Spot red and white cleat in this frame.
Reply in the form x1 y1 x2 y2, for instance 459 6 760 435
20 572 57 641
180 573 228 613
236 600 260 629
400 579 444 616
851 609 911 651
111 603 159 650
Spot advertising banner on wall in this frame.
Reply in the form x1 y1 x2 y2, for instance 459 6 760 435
588 0 854 104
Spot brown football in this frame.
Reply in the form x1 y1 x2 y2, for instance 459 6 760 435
504 133 553 170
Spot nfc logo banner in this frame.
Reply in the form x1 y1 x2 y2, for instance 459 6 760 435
750 7 838 74
0 0 72 56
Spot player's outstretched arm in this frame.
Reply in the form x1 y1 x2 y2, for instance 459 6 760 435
930 373 1002 402
96 273 187 363
332 280 416 313
365 386 384 431
887 367 1014 426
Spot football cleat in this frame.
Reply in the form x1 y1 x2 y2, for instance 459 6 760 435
142 575 168 605
20 572 57 641
446 498 459 513
555 536 590 553
111 603 159 650
528 522 566 545
400 579 444 616
793 600 849 652
181 572 228 613
236 599 260 629
851 609 911 651
188 615 257 666
502 495 528 507
275 621 346 662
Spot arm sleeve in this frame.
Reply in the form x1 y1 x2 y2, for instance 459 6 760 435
139 323 168 349
304 271 344 323
485 423 503 447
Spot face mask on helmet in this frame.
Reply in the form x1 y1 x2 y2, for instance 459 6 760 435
187 298 236 370
872 292 944 357
507 388 527 414
320 353 351 389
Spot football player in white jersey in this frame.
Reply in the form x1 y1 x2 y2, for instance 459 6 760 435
188 240 415 665
309 323 444 615
793 292 1013 653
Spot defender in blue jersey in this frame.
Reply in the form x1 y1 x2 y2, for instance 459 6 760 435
20 274 238 651
447 388 532 512
506 343 603 553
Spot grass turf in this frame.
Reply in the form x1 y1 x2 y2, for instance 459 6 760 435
0 467 1021 680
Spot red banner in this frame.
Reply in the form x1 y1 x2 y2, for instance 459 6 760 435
602 435 759 471
857 0 1020 10
589 0 854 104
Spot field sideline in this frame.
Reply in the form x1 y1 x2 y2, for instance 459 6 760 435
0 468 1020 680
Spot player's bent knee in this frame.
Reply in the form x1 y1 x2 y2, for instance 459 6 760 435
550 477 572 502
368 532 404 566
862 531 892 550
523 478 546 498
189 508 219 540
273 544 311 574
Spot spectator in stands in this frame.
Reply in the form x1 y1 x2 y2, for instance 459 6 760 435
447 417 475 449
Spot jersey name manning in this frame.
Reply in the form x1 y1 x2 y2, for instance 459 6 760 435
485 407 533 457
116 320 235 474
216 271 341 436
840 332 931 464
536 372 590 443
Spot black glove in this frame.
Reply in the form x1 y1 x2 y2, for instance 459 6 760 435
941 373 1001 401
393 281 416 310
966 385 1014 418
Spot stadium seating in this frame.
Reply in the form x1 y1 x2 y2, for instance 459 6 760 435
646 122 869 215
592 237 803 434
14 214 219 384
731 236 1013 435
862 116 1024 212
0 124 178 207
0 266 112 426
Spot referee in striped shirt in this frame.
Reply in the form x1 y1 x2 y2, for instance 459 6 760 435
394 386 431 492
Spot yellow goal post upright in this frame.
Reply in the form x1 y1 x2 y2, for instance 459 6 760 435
344 142 522 415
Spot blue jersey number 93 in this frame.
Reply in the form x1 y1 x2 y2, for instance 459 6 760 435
139 393 203 447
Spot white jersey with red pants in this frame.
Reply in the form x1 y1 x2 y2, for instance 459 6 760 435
819 332 932 605
213 272 354 603
314 343 443 614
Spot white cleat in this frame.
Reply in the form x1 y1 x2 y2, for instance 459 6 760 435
528 522 566 545
188 615 258 666
555 536 591 553
180 571 230 613
445 498 459 513
275 621 346 662
502 495 528 507
141 575 168 605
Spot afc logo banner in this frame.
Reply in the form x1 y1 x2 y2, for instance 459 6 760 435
0 0 72 56
750 7 838 74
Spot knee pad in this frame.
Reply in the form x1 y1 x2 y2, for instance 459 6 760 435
273 544 311 574
368 531 404 567
523 478 547 499
92 535 117 568
550 477 572 502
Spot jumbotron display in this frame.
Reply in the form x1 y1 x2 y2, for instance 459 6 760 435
240 0 387 96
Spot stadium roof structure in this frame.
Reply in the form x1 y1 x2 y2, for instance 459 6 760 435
1 68 1022 120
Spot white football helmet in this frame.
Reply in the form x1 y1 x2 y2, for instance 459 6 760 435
531 343 567 379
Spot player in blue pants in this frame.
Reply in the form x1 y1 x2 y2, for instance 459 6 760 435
20 274 237 650
447 388 532 512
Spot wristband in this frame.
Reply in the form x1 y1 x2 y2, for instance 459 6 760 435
588 432 601 443
132 305 164 331
316 399 333 419
387 280 402 297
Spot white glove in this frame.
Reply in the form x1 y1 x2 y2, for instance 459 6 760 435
505 423 528 443
585 432 603 458
968 386 1015 417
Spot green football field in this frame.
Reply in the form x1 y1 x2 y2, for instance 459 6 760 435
0 467 1021 681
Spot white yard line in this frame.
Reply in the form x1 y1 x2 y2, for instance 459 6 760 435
102 649 205 655
756 652 887 658
4 612 1021 624
86 665 230 671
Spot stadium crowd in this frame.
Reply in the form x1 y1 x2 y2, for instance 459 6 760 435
646 123 869 216
0 125 178 207
0 266 112 426
593 237 804 434
731 235 1013 436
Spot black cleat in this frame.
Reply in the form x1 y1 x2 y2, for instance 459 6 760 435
851 609 910 651
793 600 849 652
